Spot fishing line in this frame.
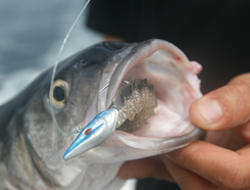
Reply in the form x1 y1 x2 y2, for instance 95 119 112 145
49 0 91 136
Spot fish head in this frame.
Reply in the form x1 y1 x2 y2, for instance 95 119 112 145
1 39 203 188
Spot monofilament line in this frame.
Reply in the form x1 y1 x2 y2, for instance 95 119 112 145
49 0 91 136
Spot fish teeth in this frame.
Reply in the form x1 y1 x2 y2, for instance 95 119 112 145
111 79 158 132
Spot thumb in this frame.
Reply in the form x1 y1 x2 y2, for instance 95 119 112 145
190 73 250 131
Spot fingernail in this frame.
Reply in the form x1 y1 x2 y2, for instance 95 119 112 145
198 99 223 124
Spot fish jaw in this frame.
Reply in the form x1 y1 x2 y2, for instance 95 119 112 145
81 39 204 164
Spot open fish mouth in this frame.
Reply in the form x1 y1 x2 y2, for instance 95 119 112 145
81 39 204 153
63 39 204 162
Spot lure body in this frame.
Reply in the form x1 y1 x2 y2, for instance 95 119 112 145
64 108 118 160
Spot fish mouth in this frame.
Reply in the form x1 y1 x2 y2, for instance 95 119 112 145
87 39 203 149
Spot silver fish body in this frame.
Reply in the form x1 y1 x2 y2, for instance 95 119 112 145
0 39 204 190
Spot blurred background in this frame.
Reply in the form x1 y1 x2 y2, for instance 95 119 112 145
0 0 135 189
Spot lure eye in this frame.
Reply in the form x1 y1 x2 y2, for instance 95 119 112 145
85 128 91 135
52 79 70 109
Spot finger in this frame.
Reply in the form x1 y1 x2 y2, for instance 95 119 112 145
160 155 219 190
190 75 250 131
167 140 250 190
117 156 174 181
228 73 250 87
205 122 250 149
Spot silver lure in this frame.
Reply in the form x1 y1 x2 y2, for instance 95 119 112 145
63 108 118 160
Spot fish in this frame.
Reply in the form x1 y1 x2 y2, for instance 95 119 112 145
0 39 204 190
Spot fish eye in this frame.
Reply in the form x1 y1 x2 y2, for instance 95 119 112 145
52 79 70 109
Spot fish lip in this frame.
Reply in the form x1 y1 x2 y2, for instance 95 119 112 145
114 127 205 151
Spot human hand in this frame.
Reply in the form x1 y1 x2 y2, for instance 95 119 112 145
118 73 250 190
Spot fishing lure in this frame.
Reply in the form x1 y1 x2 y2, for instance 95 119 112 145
64 79 158 160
